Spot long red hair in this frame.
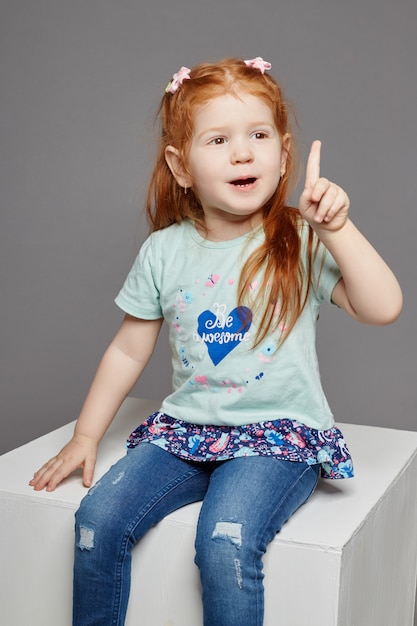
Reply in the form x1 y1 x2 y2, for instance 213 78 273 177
146 58 316 347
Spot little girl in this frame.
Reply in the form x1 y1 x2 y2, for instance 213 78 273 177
30 57 402 626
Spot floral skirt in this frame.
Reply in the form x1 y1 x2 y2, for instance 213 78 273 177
126 412 354 480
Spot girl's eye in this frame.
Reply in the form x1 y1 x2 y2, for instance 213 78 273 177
253 131 267 140
209 137 226 145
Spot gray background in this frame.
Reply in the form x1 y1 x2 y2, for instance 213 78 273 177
1 0 416 456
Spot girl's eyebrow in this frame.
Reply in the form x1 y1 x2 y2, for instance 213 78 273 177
197 126 227 138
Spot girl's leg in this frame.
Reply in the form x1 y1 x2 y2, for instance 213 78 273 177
73 443 210 626
194 457 320 626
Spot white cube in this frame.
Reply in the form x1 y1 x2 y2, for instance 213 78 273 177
1 397 417 625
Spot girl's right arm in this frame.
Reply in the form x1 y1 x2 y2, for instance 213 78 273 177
29 314 163 492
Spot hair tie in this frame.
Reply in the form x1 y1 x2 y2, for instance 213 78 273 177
244 57 272 74
165 66 191 94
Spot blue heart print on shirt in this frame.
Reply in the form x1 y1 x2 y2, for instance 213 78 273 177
197 305 252 365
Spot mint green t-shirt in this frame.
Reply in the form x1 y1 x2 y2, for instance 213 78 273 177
115 220 342 431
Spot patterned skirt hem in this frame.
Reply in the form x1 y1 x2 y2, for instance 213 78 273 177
126 412 354 480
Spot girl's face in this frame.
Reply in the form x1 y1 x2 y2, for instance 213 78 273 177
173 92 289 236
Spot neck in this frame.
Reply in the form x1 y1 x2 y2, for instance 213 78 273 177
197 214 263 242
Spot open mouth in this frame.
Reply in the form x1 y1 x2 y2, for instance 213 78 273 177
230 177 257 188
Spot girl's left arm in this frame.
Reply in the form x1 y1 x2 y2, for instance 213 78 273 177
299 141 403 325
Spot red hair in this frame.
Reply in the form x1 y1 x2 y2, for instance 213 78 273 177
146 58 316 347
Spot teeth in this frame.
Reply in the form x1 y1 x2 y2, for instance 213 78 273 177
232 178 256 187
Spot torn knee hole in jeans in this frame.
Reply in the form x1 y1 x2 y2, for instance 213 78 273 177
78 526 95 551
211 522 244 588
211 521 243 548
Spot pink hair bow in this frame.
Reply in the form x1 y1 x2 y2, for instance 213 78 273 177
244 57 272 74
165 66 191 94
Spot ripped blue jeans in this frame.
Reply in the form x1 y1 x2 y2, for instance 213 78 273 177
73 443 319 626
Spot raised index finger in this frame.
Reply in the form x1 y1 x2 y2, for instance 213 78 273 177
305 140 321 190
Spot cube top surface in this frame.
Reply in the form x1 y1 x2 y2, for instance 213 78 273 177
2 396 417 550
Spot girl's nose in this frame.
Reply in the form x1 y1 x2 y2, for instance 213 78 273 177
231 140 254 164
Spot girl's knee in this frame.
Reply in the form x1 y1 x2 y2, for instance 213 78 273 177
195 519 252 571
195 521 263 598
74 487 124 551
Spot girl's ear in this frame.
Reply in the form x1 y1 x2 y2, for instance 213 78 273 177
165 146 192 189
280 133 291 177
